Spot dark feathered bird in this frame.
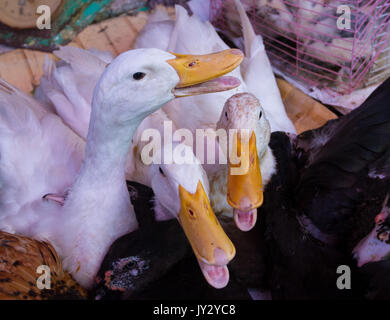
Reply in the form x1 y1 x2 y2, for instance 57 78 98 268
130 254 252 300
259 77 390 299
93 181 190 300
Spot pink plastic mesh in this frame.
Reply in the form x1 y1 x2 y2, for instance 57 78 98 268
210 0 390 95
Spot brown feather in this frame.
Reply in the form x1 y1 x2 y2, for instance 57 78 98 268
0 231 87 300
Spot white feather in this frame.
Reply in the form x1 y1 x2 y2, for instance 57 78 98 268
1 48 186 289
36 46 212 229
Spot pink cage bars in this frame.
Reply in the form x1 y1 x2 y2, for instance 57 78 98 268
210 0 390 95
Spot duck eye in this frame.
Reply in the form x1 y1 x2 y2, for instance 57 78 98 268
225 111 228 120
259 111 262 119
133 72 146 80
159 167 165 177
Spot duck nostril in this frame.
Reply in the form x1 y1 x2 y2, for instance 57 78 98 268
188 209 195 217
229 49 244 57
188 61 197 67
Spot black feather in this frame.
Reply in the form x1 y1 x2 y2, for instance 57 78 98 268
296 77 390 235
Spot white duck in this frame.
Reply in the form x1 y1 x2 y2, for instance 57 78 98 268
134 2 286 230
1 48 242 289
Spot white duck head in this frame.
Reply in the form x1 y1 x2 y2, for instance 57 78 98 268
92 48 242 127
216 93 271 231
149 143 235 289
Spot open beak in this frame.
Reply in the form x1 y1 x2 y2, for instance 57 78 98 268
178 181 236 289
167 49 243 97
227 131 263 231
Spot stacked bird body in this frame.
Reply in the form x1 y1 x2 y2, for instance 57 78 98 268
0 0 390 300
0 29 246 296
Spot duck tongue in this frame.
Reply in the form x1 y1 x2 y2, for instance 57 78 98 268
234 208 257 232
197 259 229 289
174 76 240 97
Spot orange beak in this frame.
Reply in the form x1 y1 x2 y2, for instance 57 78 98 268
227 131 263 231
167 49 244 97
178 181 236 266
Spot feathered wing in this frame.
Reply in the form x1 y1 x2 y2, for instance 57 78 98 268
35 46 166 182
134 8 174 50
0 79 84 235
234 0 296 133
163 5 247 133
0 231 86 300
188 0 295 133
36 47 114 139
296 77 390 236
188 0 211 22
168 5 229 53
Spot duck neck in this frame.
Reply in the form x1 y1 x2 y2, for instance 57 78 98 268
83 114 136 181
58 100 160 287
68 104 142 204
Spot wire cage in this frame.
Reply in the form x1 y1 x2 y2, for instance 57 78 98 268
210 0 390 96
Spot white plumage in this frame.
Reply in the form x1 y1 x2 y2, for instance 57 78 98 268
36 46 210 204
0 48 186 289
